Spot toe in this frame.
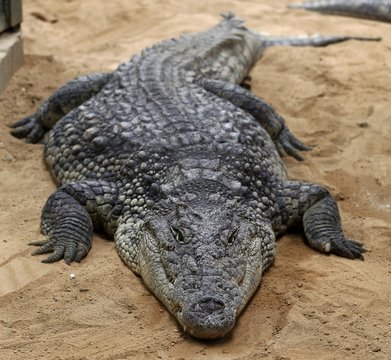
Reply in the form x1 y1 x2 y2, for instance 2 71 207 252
42 246 66 263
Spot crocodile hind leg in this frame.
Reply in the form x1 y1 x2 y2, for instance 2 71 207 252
273 181 365 259
10 72 112 143
31 180 120 264
202 79 309 160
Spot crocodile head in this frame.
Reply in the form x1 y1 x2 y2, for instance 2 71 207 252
139 196 275 339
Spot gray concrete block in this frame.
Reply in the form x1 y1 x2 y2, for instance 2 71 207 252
0 30 23 95
10 0 23 27
0 0 23 33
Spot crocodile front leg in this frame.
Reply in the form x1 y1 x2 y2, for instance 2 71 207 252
10 72 112 143
273 181 365 259
202 79 309 160
31 180 119 264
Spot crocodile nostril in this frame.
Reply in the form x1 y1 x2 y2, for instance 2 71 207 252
181 296 235 338
196 296 225 314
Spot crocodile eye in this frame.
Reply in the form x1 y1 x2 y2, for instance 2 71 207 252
169 226 186 244
228 227 239 245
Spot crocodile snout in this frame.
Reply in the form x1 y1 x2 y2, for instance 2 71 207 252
179 295 236 339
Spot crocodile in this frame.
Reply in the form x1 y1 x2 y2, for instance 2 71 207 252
10 13 370 339
289 0 391 23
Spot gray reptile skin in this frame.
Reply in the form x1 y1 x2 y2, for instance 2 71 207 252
11 13 369 339
289 0 391 22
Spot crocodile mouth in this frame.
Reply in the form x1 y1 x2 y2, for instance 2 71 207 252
176 296 236 339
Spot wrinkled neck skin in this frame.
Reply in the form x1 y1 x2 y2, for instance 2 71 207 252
138 179 275 339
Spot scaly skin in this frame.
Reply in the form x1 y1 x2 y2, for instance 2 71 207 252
10 13 368 339
289 0 391 23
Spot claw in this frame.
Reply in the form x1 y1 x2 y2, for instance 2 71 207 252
10 122 35 139
27 125 46 143
30 234 90 264
10 114 45 143
276 127 309 161
32 243 54 255
75 248 87 262
29 240 49 246
283 142 305 161
349 239 365 248
9 116 33 128
30 237 55 255
331 245 356 259
64 246 77 265
289 134 311 151
330 237 366 260
42 247 66 263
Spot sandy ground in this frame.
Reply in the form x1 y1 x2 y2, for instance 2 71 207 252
0 1 390 359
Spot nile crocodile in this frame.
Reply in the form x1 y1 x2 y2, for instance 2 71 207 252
10 13 370 339
289 0 391 22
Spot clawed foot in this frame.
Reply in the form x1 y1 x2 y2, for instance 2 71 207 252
9 114 46 143
29 236 90 265
330 237 366 260
311 234 366 260
275 127 310 161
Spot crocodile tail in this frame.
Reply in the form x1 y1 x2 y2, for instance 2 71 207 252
288 0 391 23
288 0 352 11
258 33 380 48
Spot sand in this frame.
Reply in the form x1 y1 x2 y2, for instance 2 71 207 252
0 1 390 359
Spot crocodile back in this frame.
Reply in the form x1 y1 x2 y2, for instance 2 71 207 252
44 14 285 188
